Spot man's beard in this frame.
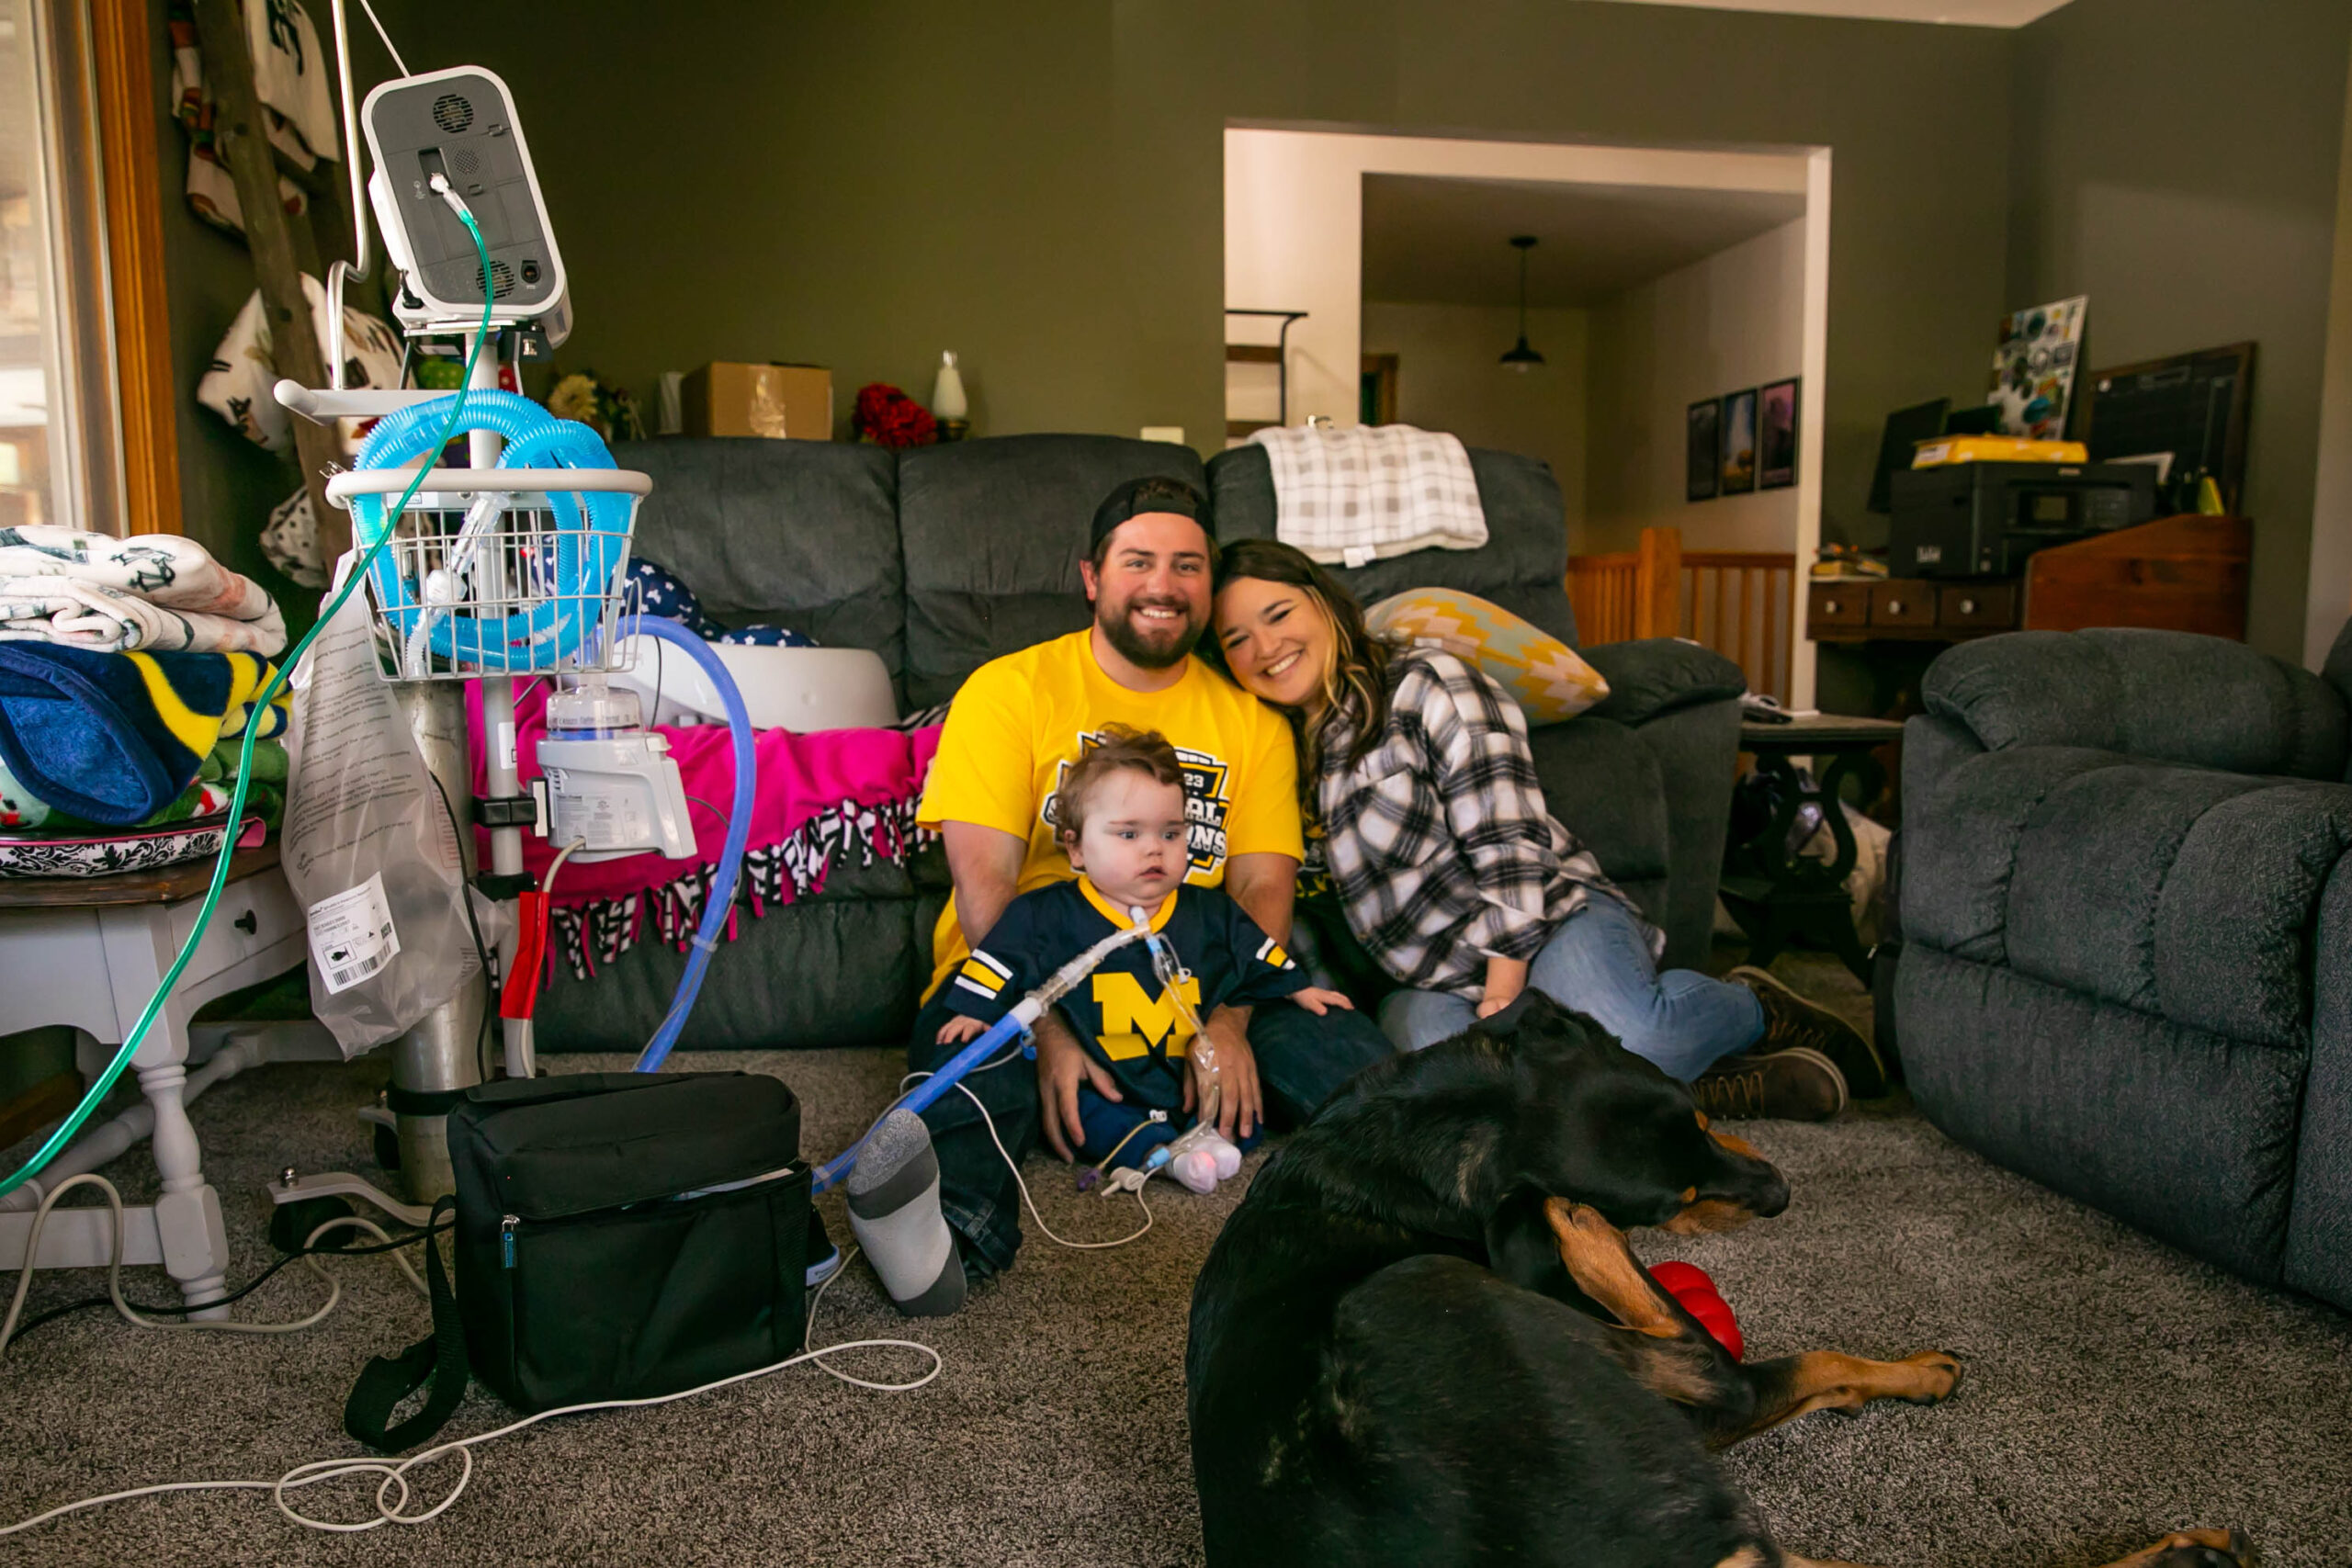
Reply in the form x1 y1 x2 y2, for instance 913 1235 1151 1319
1098 592 1204 670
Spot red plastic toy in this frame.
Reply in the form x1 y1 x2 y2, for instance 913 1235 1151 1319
1645 1261 1742 1360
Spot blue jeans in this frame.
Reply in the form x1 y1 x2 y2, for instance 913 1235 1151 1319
1375 897 1763 1080
908 989 1395 1275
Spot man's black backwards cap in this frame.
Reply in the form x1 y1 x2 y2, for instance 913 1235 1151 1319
1090 475 1216 554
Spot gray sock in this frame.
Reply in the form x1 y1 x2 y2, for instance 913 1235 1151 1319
845 1109 967 1317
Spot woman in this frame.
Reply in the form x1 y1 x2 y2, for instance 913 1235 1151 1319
1205 539 1882 1120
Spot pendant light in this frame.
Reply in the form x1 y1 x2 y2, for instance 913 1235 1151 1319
1499 234 1546 371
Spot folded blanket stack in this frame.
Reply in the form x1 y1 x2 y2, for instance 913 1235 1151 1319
1250 423 1487 567
0 526 288 655
0 644 288 830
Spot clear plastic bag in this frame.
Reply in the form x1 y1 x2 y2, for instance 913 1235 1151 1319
281 582 481 1057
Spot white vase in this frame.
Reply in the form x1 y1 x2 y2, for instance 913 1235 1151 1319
932 351 968 422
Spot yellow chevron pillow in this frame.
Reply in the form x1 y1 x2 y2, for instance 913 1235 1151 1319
1363 589 1610 726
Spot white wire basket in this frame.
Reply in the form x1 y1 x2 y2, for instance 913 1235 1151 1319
324 467 652 682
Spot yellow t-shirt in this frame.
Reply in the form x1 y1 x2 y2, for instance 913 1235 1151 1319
917 630 1303 998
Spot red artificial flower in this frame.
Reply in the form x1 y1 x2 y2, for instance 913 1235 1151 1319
853 382 939 448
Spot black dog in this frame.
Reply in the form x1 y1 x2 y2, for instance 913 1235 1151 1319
1186 992 2248 1568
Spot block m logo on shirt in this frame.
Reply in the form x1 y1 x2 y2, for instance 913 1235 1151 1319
1091 971 1203 1060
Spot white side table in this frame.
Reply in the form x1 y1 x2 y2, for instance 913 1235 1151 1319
0 843 306 1316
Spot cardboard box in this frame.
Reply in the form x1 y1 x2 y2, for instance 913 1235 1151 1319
683 362 834 441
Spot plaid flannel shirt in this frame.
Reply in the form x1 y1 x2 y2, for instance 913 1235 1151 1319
1315 648 1656 998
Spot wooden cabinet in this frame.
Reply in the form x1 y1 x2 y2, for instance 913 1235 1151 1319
1939 582 2017 630
1807 583 1869 630
1868 581 1938 628
1803 516 2250 646
1808 577 2018 642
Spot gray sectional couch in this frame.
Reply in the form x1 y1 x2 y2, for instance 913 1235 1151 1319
536 434 1746 1055
1896 623 2352 1312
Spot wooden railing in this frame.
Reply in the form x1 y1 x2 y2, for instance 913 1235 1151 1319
1567 526 1797 702
1565 527 1679 645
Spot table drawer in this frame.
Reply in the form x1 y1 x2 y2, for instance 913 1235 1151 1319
1869 581 1938 627
1808 583 1871 629
167 867 304 989
1939 582 2018 630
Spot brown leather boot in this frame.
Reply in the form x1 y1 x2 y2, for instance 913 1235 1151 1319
1690 1047 1849 1121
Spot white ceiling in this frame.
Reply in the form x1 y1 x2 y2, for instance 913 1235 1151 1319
1597 0 2069 26
1361 175 1806 308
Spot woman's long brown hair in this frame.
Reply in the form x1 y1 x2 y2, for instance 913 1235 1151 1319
1206 539 1394 800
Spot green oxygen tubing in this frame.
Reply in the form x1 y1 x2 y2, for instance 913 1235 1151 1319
0 205 498 1201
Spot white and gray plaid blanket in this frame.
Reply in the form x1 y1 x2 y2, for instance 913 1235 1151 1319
1250 424 1487 567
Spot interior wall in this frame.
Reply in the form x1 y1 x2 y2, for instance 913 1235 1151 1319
2008 0 2352 666
1584 218 1806 557
1358 301 1587 528
330 0 2011 547
2306 39 2352 669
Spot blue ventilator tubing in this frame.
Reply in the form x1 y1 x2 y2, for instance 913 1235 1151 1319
809 919 1154 1193
353 390 631 671
810 1010 1036 1193
626 615 755 1073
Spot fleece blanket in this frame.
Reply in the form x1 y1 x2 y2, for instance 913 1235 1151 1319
0 525 288 654
468 682 940 980
0 645 288 827
1250 423 1487 567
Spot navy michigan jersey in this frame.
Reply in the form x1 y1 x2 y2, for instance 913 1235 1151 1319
944 877 1307 1110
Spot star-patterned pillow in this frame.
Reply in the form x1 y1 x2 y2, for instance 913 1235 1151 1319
1363 589 1609 726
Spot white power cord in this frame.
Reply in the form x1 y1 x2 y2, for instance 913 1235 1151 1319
895 1060 1157 1252
0 1213 939 1539
0 1174 424 1357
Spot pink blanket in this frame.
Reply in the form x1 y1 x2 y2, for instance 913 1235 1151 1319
466 682 940 976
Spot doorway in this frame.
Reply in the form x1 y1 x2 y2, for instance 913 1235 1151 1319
1224 127 1830 705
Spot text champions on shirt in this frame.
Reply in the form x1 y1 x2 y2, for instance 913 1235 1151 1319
1043 730 1235 879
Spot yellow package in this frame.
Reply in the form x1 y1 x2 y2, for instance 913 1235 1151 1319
1912 436 2089 468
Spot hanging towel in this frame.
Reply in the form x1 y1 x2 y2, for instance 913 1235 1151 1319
0 645 287 827
0 525 287 654
1250 424 1487 567
166 0 338 238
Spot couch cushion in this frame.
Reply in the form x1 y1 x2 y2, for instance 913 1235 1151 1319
2286 856 2352 1310
615 437 904 688
1907 744 2352 1048
1527 716 1669 886
1207 445 1577 648
1924 628 2351 781
898 434 1206 709
1899 944 2304 1285
1579 639 1747 727
2326 616 2352 780
539 894 925 1050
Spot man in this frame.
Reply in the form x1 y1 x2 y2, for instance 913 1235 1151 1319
845 476 1395 1311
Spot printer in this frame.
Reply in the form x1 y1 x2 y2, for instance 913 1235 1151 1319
1888 461 2156 579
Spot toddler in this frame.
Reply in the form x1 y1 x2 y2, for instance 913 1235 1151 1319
935 725 1351 1192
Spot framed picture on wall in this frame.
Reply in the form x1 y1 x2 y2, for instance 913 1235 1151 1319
1720 389 1758 496
1687 399 1721 502
1758 378 1799 490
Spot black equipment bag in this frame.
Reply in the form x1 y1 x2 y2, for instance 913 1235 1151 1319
345 1071 808 1453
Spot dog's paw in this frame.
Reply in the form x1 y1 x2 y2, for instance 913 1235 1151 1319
1896 1348 1963 1404
1541 1197 1616 1240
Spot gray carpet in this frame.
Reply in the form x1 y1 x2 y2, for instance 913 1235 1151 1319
4 955 2349 1566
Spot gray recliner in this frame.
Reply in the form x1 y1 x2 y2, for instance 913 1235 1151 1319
531 434 1745 1054
1896 623 2352 1313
